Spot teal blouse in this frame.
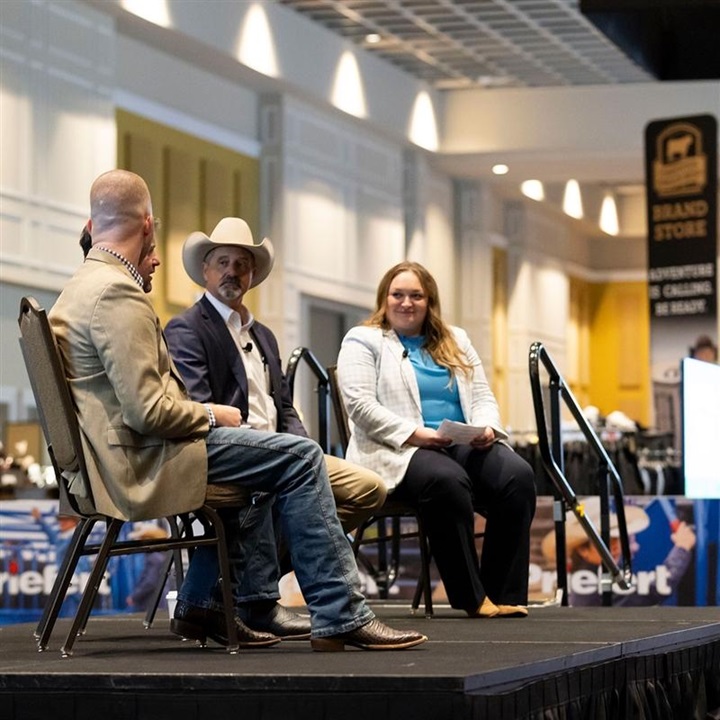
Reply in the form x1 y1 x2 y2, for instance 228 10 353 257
398 335 465 429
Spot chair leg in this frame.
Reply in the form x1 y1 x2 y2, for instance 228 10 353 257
143 549 174 629
143 516 184 628
351 519 369 555
411 548 433 616
352 521 381 593
411 572 423 612
61 519 123 657
202 506 239 654
375 517 390 598
353 511 433 614
415 514 433 618
36 518 97 651
76 519 114 639
175 512 195 578
387 517 402 589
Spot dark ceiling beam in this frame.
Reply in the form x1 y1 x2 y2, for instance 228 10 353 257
580 0 720 81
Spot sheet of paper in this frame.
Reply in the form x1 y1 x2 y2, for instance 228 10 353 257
437 420 509 444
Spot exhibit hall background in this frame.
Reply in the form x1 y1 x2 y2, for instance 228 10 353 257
2 0 719 434
1 1 720 619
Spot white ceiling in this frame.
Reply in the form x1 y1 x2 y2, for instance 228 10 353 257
275 1 720 239
100 0 716 239
276 0 655 90
275 0 666 236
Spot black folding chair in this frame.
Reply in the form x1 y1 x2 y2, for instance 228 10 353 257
18 296 243 656
326 365 434 616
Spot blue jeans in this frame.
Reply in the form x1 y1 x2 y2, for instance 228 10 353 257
187 455 386 607
191 491 283 604
226 493 282 603
177 427 373 637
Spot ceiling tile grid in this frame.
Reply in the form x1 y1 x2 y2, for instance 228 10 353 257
276 0 655 89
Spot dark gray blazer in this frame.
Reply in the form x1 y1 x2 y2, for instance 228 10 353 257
164 295 307 438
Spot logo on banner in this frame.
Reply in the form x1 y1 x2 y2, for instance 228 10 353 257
653 122 707 197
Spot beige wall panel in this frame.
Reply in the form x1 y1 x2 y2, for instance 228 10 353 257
617 291 643 390
568 277 592 407
588 281 650 426
202 159 235 230
121 131 169 319
122 133 164 204
117 111 259 325
166 148 201 307
493 248 509 419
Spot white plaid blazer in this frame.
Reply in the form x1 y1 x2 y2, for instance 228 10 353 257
336 325 503 491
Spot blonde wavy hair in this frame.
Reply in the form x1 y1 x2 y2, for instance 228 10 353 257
365 261 472 378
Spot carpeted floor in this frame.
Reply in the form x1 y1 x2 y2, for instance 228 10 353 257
1 603 719 720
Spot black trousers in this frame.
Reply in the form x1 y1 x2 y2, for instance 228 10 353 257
392 442 537 611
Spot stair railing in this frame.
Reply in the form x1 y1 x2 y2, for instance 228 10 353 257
528 341 633 605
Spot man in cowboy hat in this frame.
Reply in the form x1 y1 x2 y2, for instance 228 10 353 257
541 497 696 606
50 170 424 652
164 216 388 643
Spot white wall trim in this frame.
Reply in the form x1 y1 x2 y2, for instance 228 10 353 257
0 266 69 294
563 262 647 284
114 89 261 157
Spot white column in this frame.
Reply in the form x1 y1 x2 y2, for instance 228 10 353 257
0 0 116 291
505 201 570 432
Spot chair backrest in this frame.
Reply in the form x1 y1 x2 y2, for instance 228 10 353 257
326 365 351 453
17 296 94 514
285 346 331 454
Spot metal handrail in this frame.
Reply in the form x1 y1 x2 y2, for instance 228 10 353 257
528 341 633 605
285 346 331 454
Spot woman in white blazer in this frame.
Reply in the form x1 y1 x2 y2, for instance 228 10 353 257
337 262 536 618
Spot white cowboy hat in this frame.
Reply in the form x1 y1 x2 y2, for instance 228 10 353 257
541 496 650 561
182 217 274 288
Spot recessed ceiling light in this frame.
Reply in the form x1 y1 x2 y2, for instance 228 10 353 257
520 179 544 201
476 75 515 88
492 164 509 175
562 179 583 219
599 192 619 235
365 33 381 44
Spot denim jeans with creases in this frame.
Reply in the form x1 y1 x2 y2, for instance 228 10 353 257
177 427 373 637
182 491 281 605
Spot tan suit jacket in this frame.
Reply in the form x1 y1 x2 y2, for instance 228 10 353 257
49 249 209 521
336 325 503 491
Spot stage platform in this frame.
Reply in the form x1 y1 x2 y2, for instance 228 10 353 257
1 604 719 720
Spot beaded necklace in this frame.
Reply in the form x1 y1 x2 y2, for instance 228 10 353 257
95 246 144 289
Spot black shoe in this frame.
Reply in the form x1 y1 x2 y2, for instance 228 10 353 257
310 618 427 652
237 601 312 641
171 601 280 648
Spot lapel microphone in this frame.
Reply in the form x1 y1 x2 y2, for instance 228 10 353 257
242 342 253 353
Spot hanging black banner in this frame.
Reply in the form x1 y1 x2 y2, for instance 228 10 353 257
646 114 717 321
645 114 718 453
645 115 718 385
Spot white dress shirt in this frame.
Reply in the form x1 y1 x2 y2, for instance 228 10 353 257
204 292 277 431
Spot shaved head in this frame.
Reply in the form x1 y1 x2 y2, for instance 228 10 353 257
90 170 151 236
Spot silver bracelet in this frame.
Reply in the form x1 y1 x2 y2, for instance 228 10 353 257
204 403 216 428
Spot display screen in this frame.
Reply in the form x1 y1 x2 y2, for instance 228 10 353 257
682 357 720 498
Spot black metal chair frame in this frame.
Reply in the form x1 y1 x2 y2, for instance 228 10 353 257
285 346 331 454
18 296 240 655
326 365 434 617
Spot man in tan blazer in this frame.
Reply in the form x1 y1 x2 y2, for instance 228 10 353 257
48 169 425 653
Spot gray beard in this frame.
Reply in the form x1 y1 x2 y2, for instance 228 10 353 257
219 283 242 302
